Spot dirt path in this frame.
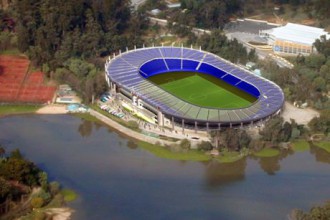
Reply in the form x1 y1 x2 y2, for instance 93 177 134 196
282 102 319 125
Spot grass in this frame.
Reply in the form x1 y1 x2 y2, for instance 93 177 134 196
253 148 280 157
291 140 310 152
138 141 210 161
314 141 330 153
60 189 77 202
216 151 244 163
148 72 256 109
0 104 41 116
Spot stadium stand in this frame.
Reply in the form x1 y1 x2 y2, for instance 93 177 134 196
105 46 284 129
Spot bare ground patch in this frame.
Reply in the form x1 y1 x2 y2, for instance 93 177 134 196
282 102 319 125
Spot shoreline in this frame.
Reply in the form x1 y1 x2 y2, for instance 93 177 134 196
44 207 75 220
35 104 204 146
5 104 329 162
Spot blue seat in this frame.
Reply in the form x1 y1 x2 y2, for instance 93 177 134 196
222 74 241 86
182 60 198 70
166 59 181 71
199 63 226 78
236 81 260 97
140 59 168 77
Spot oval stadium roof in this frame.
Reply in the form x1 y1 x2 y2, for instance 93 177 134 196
105 46 284 126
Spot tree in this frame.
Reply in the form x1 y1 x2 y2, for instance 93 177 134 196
314 35 330 58
178 0 242 29
308 109 330 134
180 139 191 150
31 197 44 208
0 150 41 186
49 181 60 196
304 54 326 69
63 58 97 79
197 30 251 64
0 178 11 200
0 158 37 184
313 77 326 92
291 201 330 220
38 172 48 191
81 9 103 57
197 141 213 151
10 149 23 159
127 120 139 130
259 117 294 143
0 146 5 158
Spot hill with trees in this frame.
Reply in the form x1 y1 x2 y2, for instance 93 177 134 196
1 0 149 102
0 147 71 219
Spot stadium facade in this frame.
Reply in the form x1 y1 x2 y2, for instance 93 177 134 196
260 23 330 55
105 46 284 131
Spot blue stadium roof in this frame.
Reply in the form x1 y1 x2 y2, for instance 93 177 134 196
105 46 284 125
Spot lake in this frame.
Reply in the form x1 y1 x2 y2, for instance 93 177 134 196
0 114 329 220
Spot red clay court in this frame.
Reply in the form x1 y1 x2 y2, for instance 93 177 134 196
0 55 56 103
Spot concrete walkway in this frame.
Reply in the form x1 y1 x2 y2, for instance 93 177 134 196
89 109 177 146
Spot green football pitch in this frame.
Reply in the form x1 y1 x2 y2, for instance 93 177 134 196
148 72 257 109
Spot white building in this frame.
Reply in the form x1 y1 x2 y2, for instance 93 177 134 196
260 23 330 55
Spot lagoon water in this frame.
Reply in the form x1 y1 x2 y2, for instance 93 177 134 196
0 115 329 220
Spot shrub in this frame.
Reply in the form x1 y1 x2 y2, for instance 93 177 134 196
180 139 191 150
49 181 60 196
197 141 213 151
31 197 44 208
61 189 77 202
169 144 181 153
127 120 139 130
34 211 47 220
36 189 51 203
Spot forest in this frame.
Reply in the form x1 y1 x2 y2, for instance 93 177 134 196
1 0 149 102
259 37 330 111
142 0 330 30
0 147 68 219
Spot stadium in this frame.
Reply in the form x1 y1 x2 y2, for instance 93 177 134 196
105 46 284 131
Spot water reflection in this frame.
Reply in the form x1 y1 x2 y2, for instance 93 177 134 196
0 115 329 220
252 150 294 175
78 120 93 137
310 144 330 164
77 119 111 137
204 158 247 188
127 141 138 149
258 156 281 175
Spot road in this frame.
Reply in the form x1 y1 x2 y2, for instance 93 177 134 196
225 32 294 69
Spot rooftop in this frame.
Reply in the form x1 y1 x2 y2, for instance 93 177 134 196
264 23 330 45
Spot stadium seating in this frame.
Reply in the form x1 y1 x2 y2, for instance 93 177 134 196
165 59 181 71
106 46 284 127
199 63 226 78
182 60 198 70
222 74 241 86
236 81 260 97
140 59 168 76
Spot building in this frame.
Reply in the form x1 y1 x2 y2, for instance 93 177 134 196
167 3 181 9
260 23 330 55
150 9 161 16
104 46 284 131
